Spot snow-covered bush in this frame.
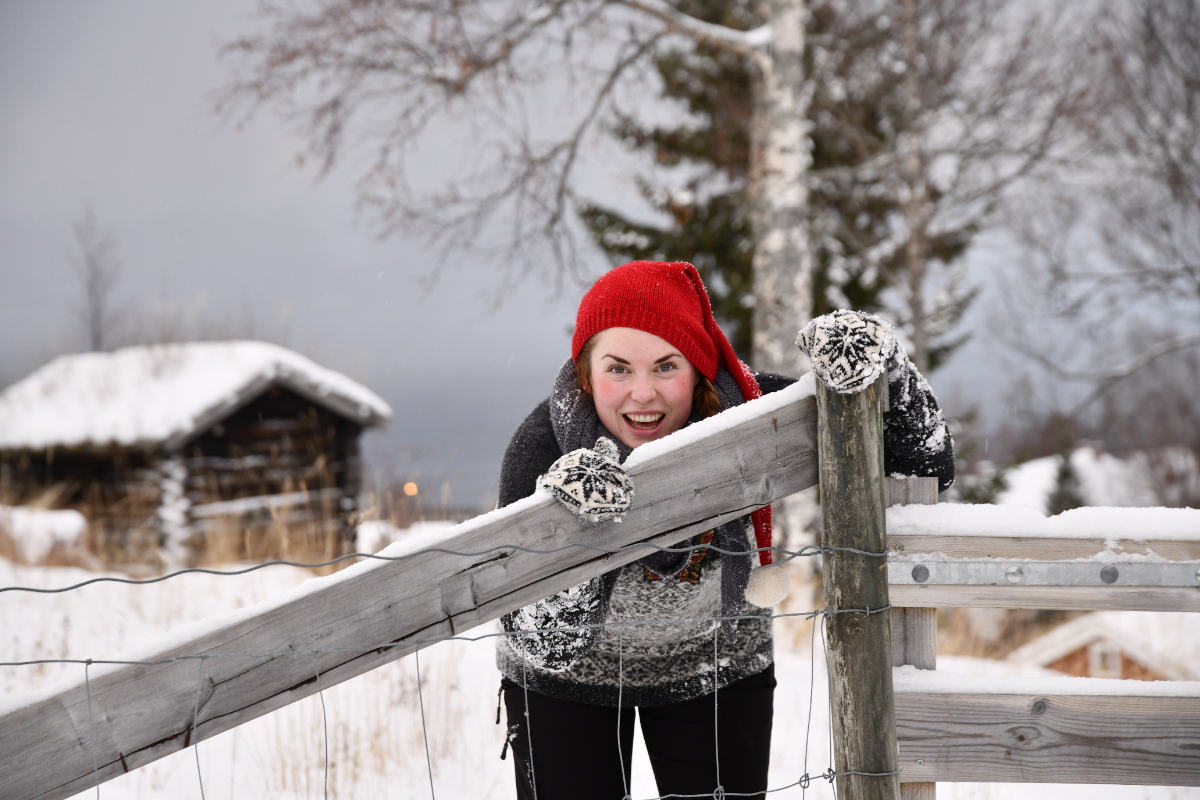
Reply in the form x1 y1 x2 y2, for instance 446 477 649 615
0 505 93 567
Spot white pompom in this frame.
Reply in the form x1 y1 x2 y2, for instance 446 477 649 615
744 564 790 608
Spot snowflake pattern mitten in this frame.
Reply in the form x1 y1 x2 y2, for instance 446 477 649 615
797 309 899 394
537 437 634 522
503 578 609 671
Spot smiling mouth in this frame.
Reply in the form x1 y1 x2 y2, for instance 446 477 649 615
624 412 665 430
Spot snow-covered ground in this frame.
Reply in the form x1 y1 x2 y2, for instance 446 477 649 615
3 556 1196 799
996 445 1159 512
0 505 88 564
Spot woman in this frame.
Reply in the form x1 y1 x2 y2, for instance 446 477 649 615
495 260 953 800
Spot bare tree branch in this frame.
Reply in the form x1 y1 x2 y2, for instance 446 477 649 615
1063 335 1200 415
1020 333 1200 384
611 0 770 56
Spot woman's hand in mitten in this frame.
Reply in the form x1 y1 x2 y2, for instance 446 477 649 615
538 437 634 523
796 309 899 394
503 578 610 671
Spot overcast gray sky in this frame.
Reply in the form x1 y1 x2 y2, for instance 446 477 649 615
0 0 1007 508
0 0 598 507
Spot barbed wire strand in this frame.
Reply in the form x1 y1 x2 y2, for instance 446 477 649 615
0 541 888 597
614 628 633 800
822 616 835 775
617 627 630 800
84 659 100 799
190 656 206 800
313 654 329 800
802 613 818 799
520 638 539 800
712 623 723 800
415 649 436 800
0 606 893 671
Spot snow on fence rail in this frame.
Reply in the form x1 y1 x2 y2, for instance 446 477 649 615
0 381 821 800
886 488 1200 791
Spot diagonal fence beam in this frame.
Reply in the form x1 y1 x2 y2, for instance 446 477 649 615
0 382 818 800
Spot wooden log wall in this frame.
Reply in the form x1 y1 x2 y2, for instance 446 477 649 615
0 386 367 569
181 387 362 565
0 447 163 569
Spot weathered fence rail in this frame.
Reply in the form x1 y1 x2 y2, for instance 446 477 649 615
895 675 1200 786
887 493 1200 791
0 382 819 800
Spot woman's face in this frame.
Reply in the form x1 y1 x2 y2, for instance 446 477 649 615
588 327 697 450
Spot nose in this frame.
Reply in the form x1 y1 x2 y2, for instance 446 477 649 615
630 373 656 404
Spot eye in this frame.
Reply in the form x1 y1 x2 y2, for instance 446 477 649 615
656 362 677 373
607 364 628 374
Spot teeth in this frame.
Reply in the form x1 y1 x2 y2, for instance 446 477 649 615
626 413 664 424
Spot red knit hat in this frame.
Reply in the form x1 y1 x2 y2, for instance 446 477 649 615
573 261 775 566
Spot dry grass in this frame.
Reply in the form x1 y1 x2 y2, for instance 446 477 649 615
0 523 17 564
247 640 505 798
357 484 481 531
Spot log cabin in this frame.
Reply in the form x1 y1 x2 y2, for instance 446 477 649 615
0 341 391 571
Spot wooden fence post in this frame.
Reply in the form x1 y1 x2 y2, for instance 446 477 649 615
818 375 901 800
886 476 939 800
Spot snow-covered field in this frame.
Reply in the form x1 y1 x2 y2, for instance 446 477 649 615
3 557 1197 800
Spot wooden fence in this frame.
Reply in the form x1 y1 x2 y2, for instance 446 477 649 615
2 371 1198 800
887 480 1200 796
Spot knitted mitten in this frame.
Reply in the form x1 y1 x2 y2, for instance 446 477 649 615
538 437 634 523
503 576 612 672
799 309 957 491
797 309 899 394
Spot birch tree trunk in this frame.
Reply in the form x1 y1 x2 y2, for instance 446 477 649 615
751 0 812 377
900 0 931 375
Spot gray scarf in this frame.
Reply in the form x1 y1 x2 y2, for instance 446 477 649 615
547 358 755 642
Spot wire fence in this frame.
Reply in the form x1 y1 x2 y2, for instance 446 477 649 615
8 611 889 800
0 535 896 800
0 541 887 596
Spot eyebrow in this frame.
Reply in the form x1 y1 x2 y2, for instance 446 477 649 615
601 353 681 365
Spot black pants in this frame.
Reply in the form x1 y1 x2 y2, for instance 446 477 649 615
502 665 775 800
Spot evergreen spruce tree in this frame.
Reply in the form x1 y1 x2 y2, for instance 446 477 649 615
578 0 760 358
1046 442 1085 515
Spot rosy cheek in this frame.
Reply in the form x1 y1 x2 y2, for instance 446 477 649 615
592 381 621 420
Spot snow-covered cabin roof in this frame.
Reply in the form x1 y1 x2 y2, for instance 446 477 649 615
1007 611 1200 681
0 341 392 452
